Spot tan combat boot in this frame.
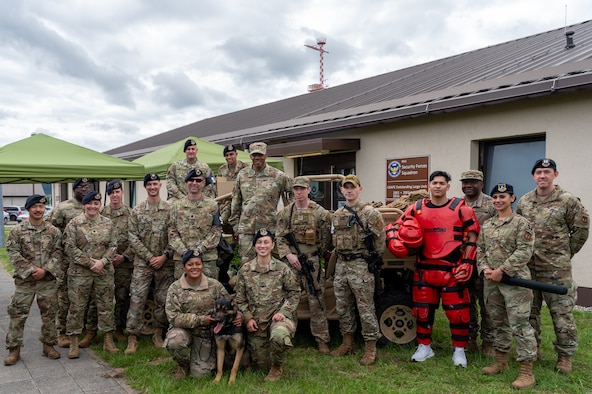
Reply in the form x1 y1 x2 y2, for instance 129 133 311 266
124 334 139 355
153 327 164 349
42 343 61 359
318 341 330 355
556 355 572 374
330 333 355 357
359 340 377 366
173 363 189 379
511 361 536 389
114 328 126 342
481 341 495 358
79 330 96 348
482 350 509 375
4 346 21 366
264 364 283 382
103 332 119 353
57 332 70 348
68 335 80 359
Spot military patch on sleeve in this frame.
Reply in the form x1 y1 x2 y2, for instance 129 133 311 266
523 231 533 241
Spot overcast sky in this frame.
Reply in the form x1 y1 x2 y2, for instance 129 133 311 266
1 0 590 152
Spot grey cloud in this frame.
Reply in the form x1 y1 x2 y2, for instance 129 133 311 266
151 71 233 109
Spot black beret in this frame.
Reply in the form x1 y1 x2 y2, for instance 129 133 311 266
490 183 514 196
252 228 275 246
182 249 202 265
531 158 557 175
25 194 47 210
184 139 197 152
106 180 122 195
82 191 102 205
72 177 90 190
185 168 205 182
223 144 237 156
143 173 160 186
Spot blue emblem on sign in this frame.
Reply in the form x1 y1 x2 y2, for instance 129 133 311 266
388 161 402 178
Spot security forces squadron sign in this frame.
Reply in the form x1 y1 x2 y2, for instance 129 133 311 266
386 156 430 203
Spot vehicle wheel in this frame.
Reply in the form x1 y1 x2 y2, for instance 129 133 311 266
3 217 6 224
10 214 17 221
376 290 416 345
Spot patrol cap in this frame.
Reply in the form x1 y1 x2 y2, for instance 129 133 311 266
223 144 237 155
72 177 91 190
143 173 160 186
185 168 205 182
25 194 47 210
490 183 514 196
531 158 557 174
182 249 203 265
341 174 360 187
460 170 484 181
184 139 197 152
249 142 267 155
82 191 102 205
252 228 275 246
106 180 122 195
293 176 310 188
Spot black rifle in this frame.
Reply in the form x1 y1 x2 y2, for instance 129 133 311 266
344 206 383 302
501 274 568 295
284 231 324 311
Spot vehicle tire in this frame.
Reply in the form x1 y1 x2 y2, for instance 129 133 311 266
10 214 17 221
3 217 6 224
376 290 416 345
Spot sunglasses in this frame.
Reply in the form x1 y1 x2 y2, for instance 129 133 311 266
188 178 205 183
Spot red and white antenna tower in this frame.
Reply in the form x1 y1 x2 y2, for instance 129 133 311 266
305 37 328 92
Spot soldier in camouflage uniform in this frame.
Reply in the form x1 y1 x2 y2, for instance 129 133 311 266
516 158 589 374
460 170 496 355
217 144 249 232
100 180 134 342
275 176 331 354
166 138 217 201
478 183 537 389
169 169 223 280
125 174 175 355
330 174 385 366
235 229 300 382
164 250 236 379
4 195 63 366
229 142 293 264
64 191 119 358
48 177 93 348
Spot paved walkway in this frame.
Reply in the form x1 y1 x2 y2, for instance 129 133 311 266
0 266 136 394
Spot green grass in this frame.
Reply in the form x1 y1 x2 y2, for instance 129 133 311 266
2 248 590 393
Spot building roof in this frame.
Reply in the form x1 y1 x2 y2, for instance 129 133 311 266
107 20 592 159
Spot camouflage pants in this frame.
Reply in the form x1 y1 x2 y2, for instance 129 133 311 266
66 274 115 335
333 258 380 341
468 274 494 343
6 277 58 348
126 264 175 335
174 259 218 281
484 280 537 361
114 266 133 330
248 318 296 370
56 261 69 333
291 258 330 343
165 327 215 378
238 234 256 265
529 269 578 356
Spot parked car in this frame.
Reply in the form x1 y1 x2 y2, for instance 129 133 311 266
4 206 26 222
17 211 30 222
3 210 8 224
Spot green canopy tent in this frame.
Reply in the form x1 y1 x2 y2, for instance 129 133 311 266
132 136 283 176
0 133 146 183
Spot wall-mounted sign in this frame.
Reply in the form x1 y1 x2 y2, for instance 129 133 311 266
386 155 430 203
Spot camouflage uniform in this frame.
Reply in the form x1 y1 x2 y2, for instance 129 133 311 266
332 202 385 341
464 193 496 347
477 213 537 361
166 159 216 201
100 204 134 333
168 196 223 279
229 165 293 263
48 198 85 336
276 200 331 344
217 160 249 225
234 257 300 370
126 199 175 335
5 221 63 348
64 213 117 335
517 186 589 356
165 274 229 378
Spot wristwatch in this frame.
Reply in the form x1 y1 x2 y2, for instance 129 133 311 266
163 251 171 259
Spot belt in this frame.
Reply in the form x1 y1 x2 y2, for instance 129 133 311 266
338 253 365 261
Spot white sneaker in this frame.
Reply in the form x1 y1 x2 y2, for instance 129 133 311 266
452 347 467 367
411 344 435 362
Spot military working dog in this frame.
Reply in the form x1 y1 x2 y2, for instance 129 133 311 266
212 297 246 385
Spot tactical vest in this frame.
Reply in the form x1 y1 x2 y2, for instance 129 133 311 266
291 205 318 245
332 204 371 252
